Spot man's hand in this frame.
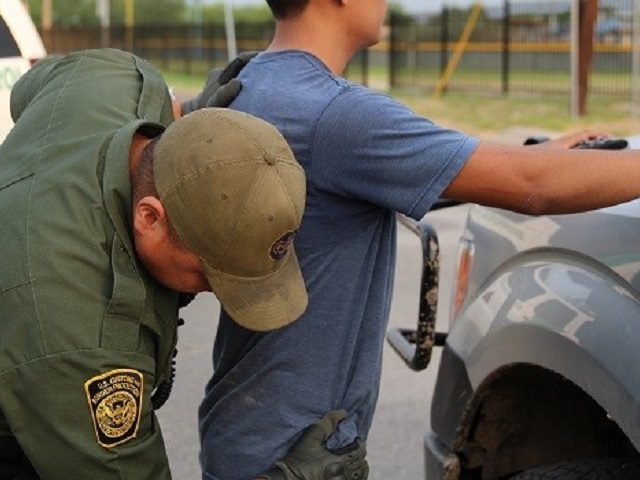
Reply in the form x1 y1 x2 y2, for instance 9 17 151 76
180 51 258 115
530 130 610 149
257 410 368 480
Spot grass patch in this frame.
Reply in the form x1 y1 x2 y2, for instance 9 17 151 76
394 91 639 139
162 70 208 92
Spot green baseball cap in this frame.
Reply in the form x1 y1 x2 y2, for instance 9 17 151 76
154 108 308 331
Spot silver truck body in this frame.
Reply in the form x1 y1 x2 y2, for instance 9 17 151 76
423 136 640 479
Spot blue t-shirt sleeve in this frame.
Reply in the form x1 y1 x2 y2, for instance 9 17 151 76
311 86 478 220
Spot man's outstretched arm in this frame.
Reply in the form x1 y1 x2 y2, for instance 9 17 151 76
443 131 640 215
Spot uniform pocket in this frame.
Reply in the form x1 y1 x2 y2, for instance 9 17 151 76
101 234 146 352
0 174 34 293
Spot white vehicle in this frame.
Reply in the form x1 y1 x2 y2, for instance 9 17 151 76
0 0 46 141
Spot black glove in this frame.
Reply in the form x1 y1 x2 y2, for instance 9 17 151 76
177 292 196 308
181 51 258 114
258 410 369 480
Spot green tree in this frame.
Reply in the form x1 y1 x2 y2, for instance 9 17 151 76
387 2 406 16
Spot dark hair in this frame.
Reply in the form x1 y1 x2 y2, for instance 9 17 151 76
266 0 310 19
132 136 160 204
132 136 186 249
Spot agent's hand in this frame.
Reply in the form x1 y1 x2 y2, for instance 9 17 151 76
257 410 368 480
177 292 196 308
181 51 258 115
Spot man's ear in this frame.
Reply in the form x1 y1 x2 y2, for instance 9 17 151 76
133 196 168 236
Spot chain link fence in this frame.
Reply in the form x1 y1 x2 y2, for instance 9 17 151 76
389 0 633 96
41 0 635 97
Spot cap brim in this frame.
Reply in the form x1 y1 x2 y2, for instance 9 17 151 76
203 248 308 331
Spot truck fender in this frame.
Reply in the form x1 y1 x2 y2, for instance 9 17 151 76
446 250 640 450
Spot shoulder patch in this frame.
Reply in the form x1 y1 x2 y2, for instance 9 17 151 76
84 369 144 448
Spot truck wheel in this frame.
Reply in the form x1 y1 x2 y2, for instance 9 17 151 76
509 459 640 479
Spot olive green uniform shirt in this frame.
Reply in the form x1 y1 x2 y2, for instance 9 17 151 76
0 49 178 479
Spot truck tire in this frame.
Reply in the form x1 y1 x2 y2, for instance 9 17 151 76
509 459 640 479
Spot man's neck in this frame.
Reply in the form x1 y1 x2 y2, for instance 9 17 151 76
267 13 358 75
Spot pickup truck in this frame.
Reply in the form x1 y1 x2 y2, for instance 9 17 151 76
389 136 640 479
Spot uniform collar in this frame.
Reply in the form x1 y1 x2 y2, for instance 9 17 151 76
102 119 164 262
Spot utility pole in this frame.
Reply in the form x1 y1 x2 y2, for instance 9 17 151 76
571 0 598 118
224 0 237 61
124 0 134 52
193 0 203 61
42 0 52 29
578 0 598 116
571 0 580 118
96 0 110 48
42 0 53 49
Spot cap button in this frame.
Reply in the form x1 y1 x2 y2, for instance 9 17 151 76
264 153 277 166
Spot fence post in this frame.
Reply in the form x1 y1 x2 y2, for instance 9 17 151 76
579 0 597 115
440 7 449 78
125 0 134 52
502 0 510 94
184 25 191 74
632 0 640 115
211 24 224 67
571 0 597 117
389 13 396 89
204 23 212 70
163 26 170 70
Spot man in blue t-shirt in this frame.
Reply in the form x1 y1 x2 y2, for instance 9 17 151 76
194 1 640 479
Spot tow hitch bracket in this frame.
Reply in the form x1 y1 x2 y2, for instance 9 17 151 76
386 217 447 371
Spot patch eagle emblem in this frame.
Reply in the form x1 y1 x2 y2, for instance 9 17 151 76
84 369 143 448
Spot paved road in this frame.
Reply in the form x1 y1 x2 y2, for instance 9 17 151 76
156 204 469 479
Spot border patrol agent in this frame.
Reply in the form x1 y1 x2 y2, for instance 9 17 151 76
0 48 309 479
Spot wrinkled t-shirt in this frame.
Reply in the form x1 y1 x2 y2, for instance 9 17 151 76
198 50 478 480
